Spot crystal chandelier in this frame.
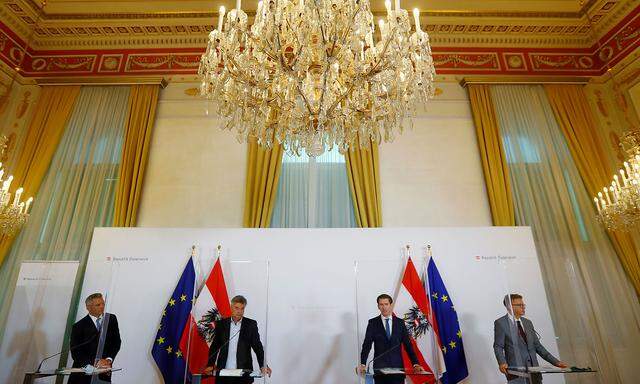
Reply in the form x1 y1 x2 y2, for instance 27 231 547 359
593 131 640 231
0 136 33 236
198 0 436 155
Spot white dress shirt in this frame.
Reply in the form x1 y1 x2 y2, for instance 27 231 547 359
380 314 393 336
225 318 242 369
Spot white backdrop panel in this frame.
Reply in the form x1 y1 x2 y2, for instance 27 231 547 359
78 227 561 384
0 261 79 383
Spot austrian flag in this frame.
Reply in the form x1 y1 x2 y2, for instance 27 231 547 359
394 257 446 384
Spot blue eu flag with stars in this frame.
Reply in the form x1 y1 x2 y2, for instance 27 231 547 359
428 257 469 384
152 257 196 384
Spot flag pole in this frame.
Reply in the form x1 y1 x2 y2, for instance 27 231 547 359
423 244 442 382
264 257 271 382
184 245 198 382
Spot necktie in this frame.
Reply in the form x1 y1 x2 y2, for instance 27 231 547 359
517 320 527 344
96 316 103 332
385 318 391 339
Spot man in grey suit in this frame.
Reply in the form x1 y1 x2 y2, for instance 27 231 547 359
493 294 567 383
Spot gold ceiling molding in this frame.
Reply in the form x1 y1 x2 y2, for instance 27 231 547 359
459 76 591 87
2 0 630 51
35 76 168 87
19 0 602 20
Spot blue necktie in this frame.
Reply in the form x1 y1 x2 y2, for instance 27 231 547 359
96 317 102 332
385 318 391 339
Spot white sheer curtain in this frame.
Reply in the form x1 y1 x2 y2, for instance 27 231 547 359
271 147 357 228
0 86 130 345
491 84 640 384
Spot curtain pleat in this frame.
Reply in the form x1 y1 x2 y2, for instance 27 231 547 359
468 84 515 226
344 142 382 227
0 86 80 267
113 84 160 227
545 84 640 296
492 84 640 384
243 138 284 228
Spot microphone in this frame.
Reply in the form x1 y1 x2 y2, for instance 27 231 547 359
200 320 243 376
35 331 98 373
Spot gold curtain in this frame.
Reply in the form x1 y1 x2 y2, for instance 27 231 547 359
0 85 80 266
243 138 284 227
468 84 515 226
113 85 160 227
344 142 382 227
545 84 640 296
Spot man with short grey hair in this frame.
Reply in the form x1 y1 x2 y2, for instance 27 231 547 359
493 294 567 384
205 295 271 383
68 293 121 384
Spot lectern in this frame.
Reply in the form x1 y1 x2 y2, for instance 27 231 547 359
193 369 263 384
23 367 121 384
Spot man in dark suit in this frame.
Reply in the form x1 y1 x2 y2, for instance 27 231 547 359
358 294 424 384
493 294 567 384
68 293 121 384
204 295 272 384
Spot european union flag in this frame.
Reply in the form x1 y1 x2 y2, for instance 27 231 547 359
152 257 196 384
428 257 469 384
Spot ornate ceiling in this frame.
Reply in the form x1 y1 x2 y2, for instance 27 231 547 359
0 0 638 78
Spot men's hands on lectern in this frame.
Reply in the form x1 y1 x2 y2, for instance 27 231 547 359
555 361 569 369
203 366 215 375
95 359 112 369
499 363 508 374
261 366 272 377
356 364 366 375
412 364 425 373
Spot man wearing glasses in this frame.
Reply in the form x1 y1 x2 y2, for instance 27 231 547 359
493 294 567 383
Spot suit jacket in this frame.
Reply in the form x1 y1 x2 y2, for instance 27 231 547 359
68 313 121 384
360 315 419 370
493 314 559 382
207 317 265 371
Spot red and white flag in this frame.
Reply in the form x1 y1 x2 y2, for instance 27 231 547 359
394 257 446 384
180 257 231 382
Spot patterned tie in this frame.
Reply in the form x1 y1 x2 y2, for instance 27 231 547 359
385 318 391 340
96 316 103 332
517 320 527 344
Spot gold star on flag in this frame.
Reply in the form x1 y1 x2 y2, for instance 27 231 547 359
457 330 462 339
157 337 165 345
441 346 447 354
432 292 439 299
180 294 187 302
441 295 449 303
162 309 166 317
449 341 456 349
158 324 162 331
176 350 183 358
166 346 173 354
169 299 176 306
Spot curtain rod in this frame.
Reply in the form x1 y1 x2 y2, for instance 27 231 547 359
36 76 168 88
459 76 590 87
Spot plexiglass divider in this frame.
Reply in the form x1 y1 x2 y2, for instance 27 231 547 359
0 260 79 384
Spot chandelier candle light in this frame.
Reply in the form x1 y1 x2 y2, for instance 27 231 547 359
593 131 640 230
199 0 436 155
0 137 33 236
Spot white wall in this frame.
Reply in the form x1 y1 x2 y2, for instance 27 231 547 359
137 81 492 227
137 83 247 227
379 84 492 226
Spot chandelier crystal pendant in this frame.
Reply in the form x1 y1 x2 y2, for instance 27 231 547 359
199 0 436 155
593 131 640 231
0 136 33 236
